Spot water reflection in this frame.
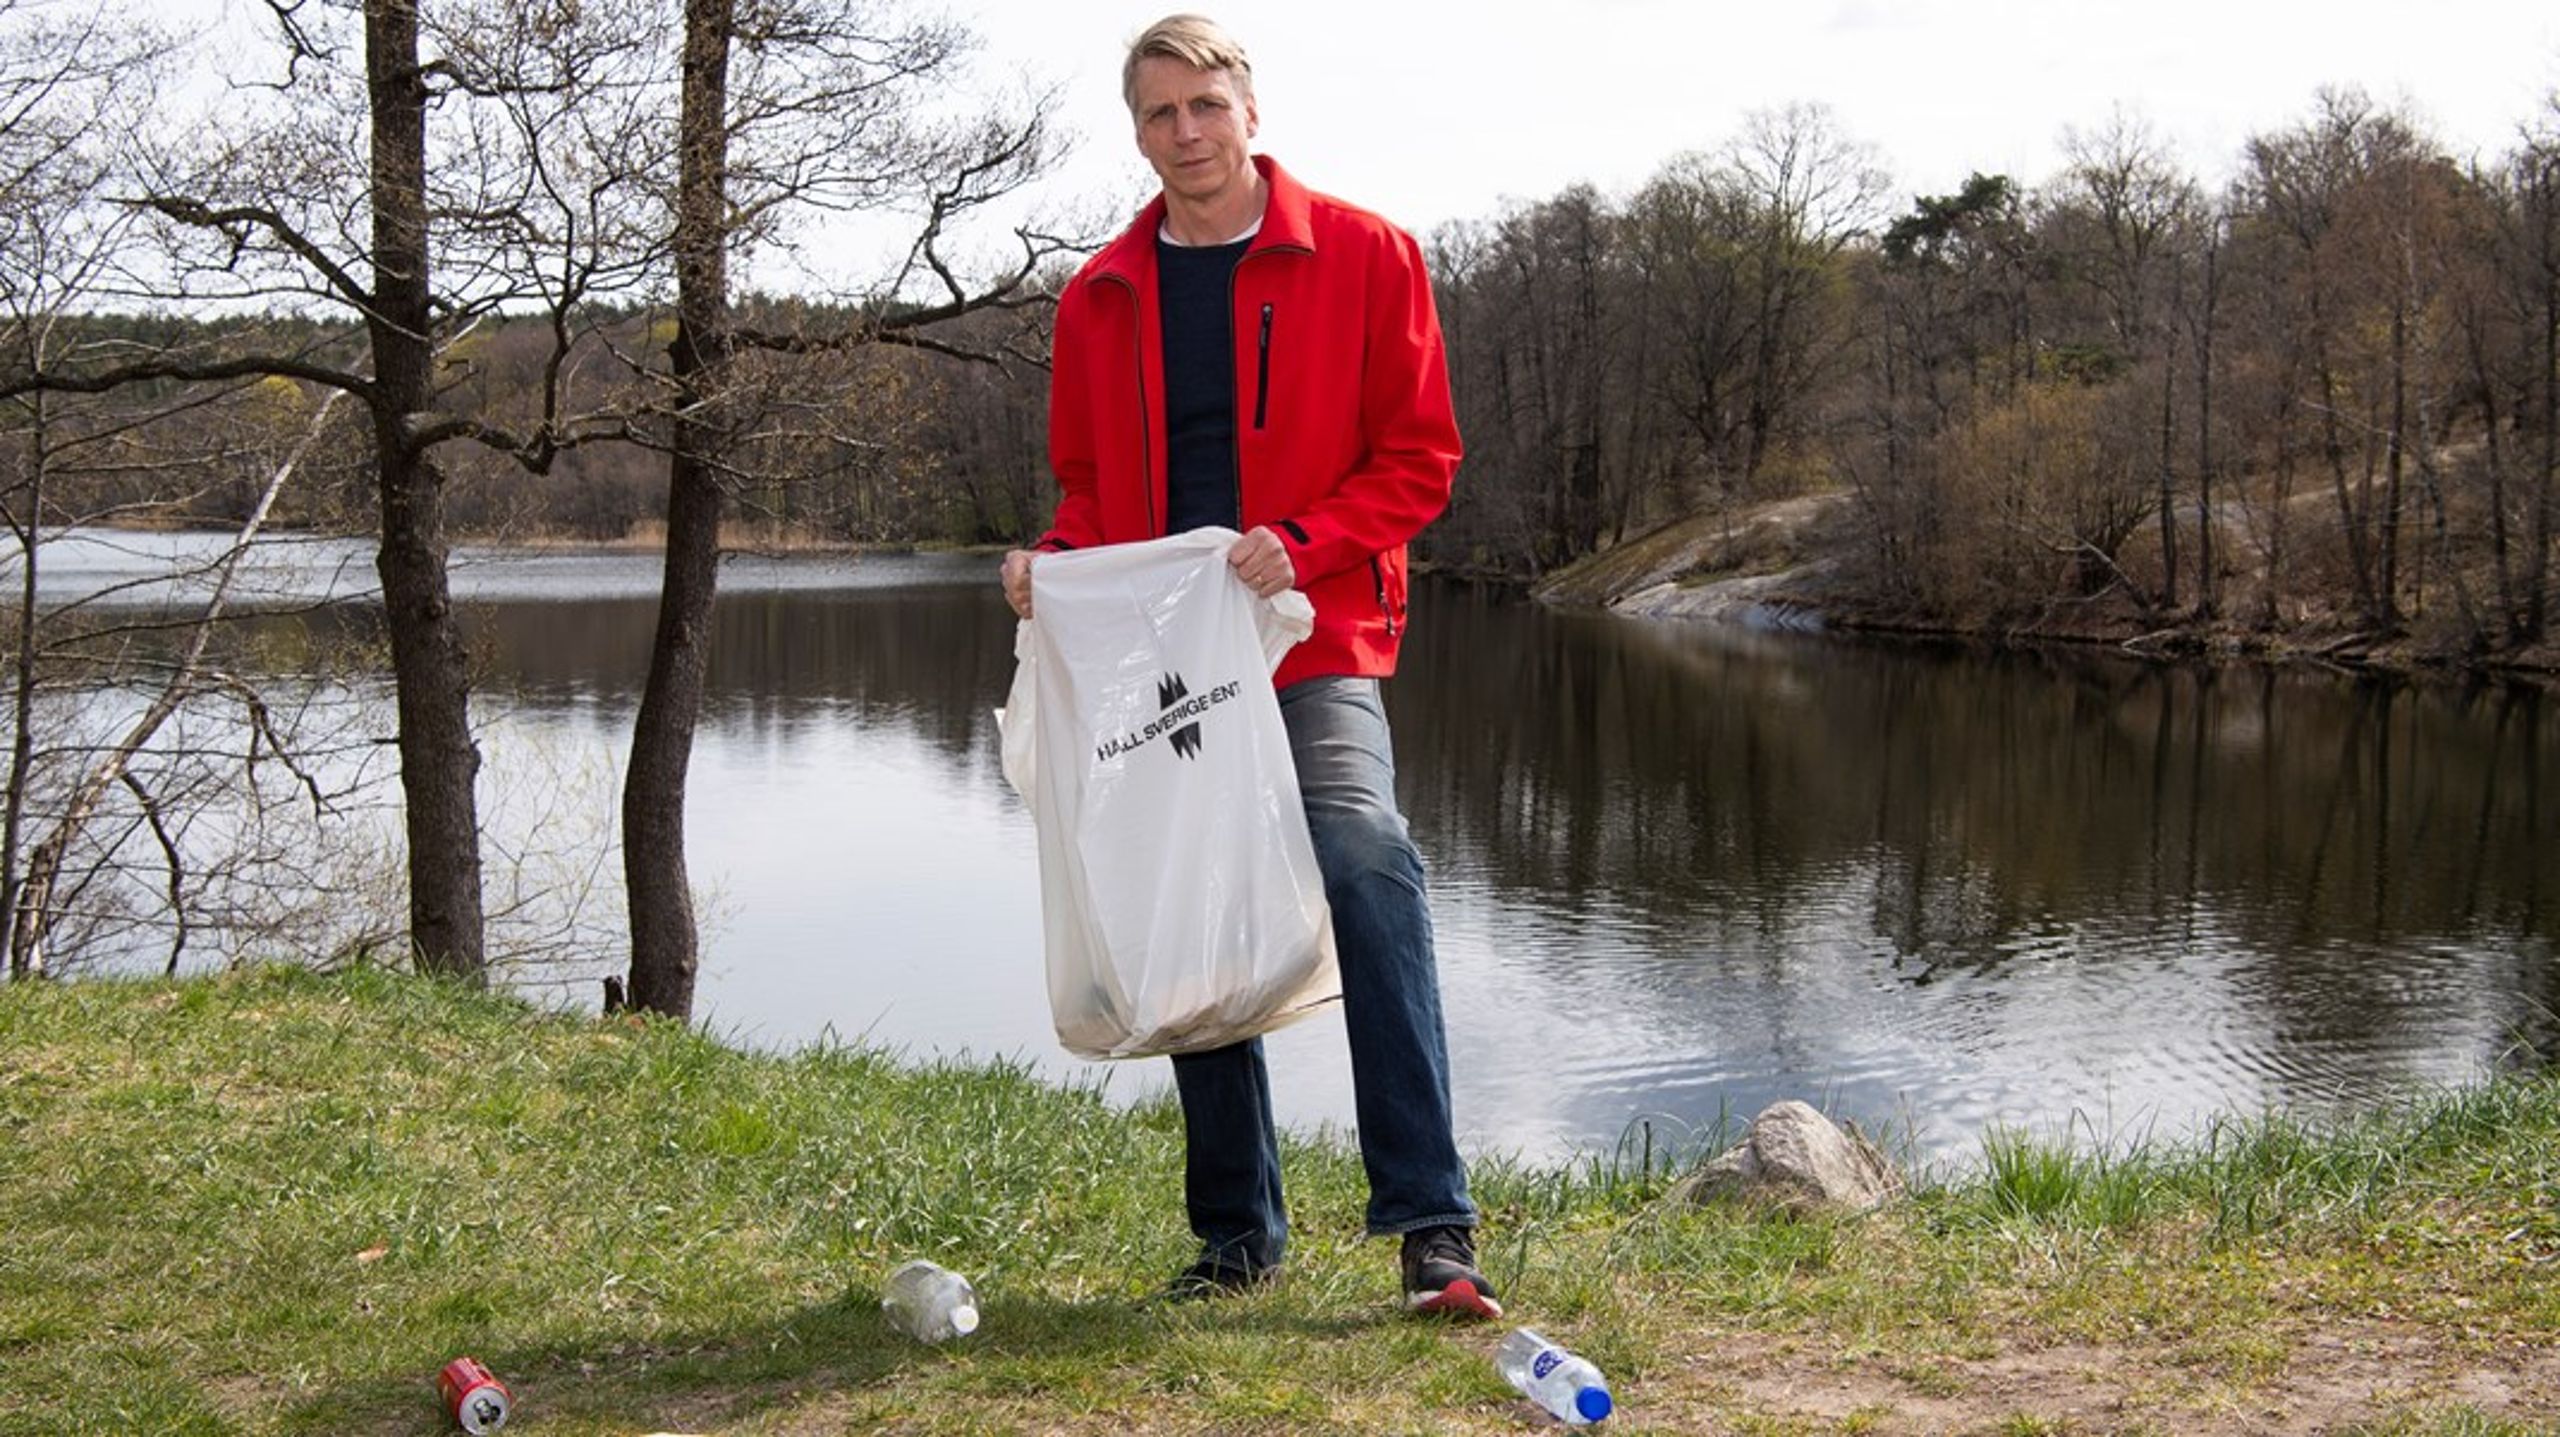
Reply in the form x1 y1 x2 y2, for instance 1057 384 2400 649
33 538 2560 1168
1394 594 2557 1161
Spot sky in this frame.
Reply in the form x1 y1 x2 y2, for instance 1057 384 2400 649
159 0 2560 292
943 0 2560 240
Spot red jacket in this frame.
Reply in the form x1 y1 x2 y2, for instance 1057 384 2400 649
1035 155 1461 688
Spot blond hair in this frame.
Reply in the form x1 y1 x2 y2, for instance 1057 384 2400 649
1122 14 1253 114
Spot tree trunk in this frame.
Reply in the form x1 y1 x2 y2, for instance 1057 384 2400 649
2470 302 2520 642
622 0 733 1020
2532 152 2558 642
2263 385 2299 632
3 394 44 979
2192 233 2219 621
366 0 484 979
2314 350 2382 626
1743 257 1784 487
2156 349 2178 611
2379 264 2409 629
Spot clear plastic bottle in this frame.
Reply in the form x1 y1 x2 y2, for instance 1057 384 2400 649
881 1260 981 1344
1495 1327 1612 1425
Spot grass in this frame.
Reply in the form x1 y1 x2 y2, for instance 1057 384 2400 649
3 967 2557 1434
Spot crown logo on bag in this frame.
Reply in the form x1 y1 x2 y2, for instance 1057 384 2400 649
1158 674 1203 760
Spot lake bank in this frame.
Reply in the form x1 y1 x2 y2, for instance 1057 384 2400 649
4 965 2553 1434
1524 496 2560 682
47 513 2560 680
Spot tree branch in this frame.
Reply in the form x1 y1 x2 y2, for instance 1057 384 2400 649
127 195 375 311
0 352 372 406
119 769 188 978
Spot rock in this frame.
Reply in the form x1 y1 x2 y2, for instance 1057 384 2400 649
1607 567 1827 628
1669 1099 1903 1215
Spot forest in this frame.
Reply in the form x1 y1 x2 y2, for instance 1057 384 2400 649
1430 97 2560 664
37 94 2560 663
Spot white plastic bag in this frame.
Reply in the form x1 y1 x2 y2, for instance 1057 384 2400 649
997 529 1340 1059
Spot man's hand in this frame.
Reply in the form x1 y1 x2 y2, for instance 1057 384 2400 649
1001 548 1037 619
1228 526 1296 598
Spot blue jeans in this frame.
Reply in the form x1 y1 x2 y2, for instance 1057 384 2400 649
1170 675 1477 1270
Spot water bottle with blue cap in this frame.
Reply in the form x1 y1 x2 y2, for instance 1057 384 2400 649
1495 1327 1613 1424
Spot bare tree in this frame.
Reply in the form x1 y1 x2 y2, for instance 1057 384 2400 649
5 0 672 980
1848 172 2036 614
2184 206 2226 619
1624 155 1756 514
1434 187 1623 572
2519 103 2560 642
2051 111 2203 609
0 0 174 975
619 0 1064 1019
1726 104 1888 489
2236 89 2459 634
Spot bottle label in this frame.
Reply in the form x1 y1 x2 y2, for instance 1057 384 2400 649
1532 1350 1562 1380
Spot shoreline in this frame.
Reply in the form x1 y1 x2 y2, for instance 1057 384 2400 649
1507 498 2560 684
53 515 2560 681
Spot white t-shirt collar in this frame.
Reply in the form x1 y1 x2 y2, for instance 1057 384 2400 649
1158 215 1263 247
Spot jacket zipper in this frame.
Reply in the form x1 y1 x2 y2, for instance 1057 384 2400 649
1371 556 1401 639
1228 245 1307 529
1253 303 1273 430
1098 272 1158 534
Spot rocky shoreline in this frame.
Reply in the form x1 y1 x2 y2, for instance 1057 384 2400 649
1528 495 2560 681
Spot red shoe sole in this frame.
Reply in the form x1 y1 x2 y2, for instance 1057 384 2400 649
1409 1277 1503 1320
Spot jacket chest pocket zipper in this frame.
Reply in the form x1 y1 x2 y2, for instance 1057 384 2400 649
1253 303 1273 430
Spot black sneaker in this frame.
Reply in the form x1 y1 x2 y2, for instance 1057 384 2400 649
1399 1225 1502 1320
1159 1250 1278 1304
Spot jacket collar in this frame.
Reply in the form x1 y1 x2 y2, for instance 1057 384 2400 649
1088 154 1315 289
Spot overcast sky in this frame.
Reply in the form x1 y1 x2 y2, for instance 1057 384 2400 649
952 0 2560 238
161 0 2560 292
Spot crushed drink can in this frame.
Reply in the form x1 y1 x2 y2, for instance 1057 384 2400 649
437 1356 512 1433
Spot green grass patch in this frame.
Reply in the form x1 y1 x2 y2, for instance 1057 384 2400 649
2 967 2555 1433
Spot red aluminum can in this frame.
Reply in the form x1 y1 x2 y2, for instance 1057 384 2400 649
437 1356 513 1434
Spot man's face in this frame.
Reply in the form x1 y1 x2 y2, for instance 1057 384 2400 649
1130 57 1258 208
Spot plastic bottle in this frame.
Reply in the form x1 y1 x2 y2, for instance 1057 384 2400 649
881 1260 980 1343
1495 1327 1612 1425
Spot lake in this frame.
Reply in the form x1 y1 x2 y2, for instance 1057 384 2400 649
18 530 2560 1170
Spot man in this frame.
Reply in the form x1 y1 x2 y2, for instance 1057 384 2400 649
999 13 1496 1319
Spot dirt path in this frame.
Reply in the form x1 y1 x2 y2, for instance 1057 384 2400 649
1622 1319 2560 1434
707 1318 2557 1434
